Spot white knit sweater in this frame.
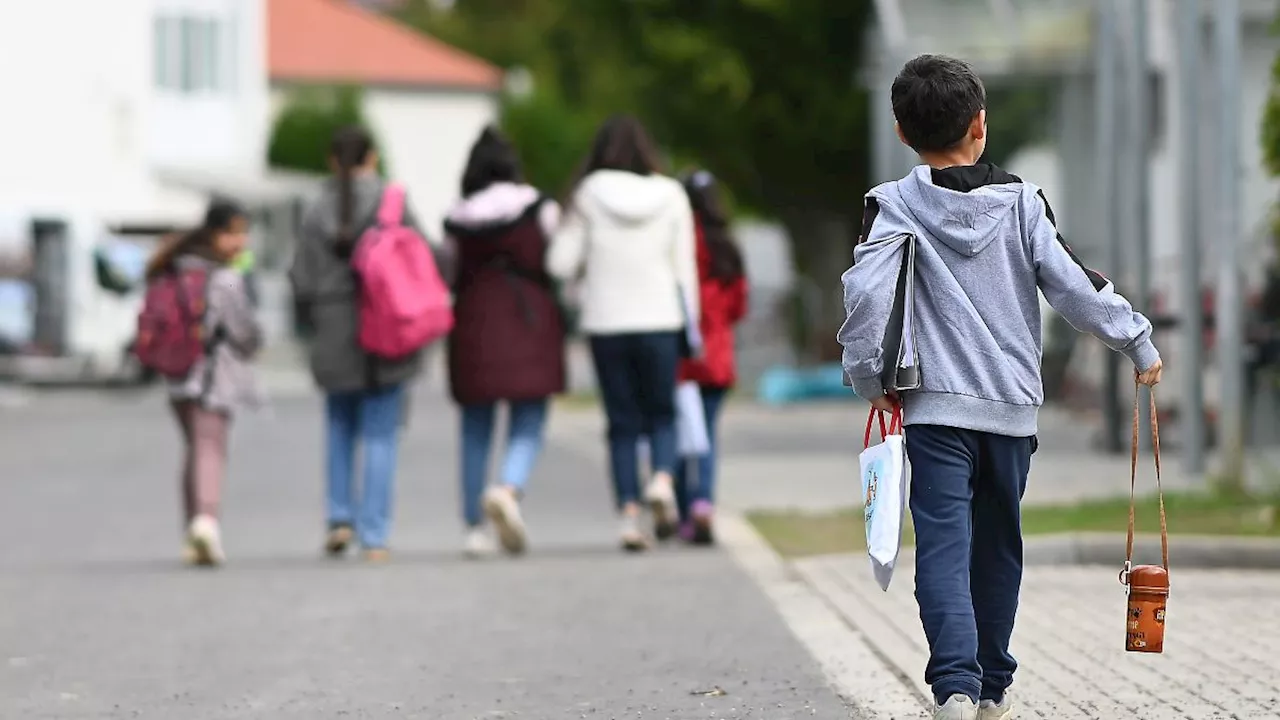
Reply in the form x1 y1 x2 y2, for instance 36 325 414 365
547 170 698 335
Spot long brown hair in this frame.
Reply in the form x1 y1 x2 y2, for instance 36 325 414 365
145 197 246 280
682 170 744 282
330 125 375 256
565 115 663 203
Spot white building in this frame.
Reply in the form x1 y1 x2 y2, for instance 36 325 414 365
0 0 269 227
0 0 500 375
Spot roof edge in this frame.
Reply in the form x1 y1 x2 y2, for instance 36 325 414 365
270 75 503 94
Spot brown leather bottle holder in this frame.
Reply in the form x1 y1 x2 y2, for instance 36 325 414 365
1120 383 1169 654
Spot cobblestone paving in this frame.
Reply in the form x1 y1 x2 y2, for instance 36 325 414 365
797 555 1280 719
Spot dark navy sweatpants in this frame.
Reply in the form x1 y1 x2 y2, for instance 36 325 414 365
904 425 1035 705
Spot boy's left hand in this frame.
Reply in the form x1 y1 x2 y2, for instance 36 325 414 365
870 392 900 413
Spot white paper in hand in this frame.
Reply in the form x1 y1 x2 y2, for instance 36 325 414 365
859 408 908 591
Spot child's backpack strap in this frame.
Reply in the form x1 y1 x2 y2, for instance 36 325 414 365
851 196 882 264
377 183 407 228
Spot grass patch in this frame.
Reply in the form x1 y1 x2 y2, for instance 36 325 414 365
553 391 600 410
747 491 1280 559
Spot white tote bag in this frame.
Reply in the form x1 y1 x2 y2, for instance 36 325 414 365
675 380 710 457
859 408 908 591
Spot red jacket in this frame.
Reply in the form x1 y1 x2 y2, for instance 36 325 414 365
678 220 748 388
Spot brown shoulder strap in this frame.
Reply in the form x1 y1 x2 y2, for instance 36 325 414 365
1125 382 1169 581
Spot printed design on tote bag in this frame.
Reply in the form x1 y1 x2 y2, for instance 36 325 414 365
863 460 882 522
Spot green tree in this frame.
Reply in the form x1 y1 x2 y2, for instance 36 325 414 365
401 0 1050 359
397 0 637 195
268 85 378 174
1262 15 1280 243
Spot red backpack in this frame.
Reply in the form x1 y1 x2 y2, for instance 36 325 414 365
134 267 211 379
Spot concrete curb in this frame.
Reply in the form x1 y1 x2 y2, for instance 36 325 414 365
718 511 928 719
876 533 1280 572
1022 532 1280 570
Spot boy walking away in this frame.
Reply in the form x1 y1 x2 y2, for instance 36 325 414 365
837 54 1163 720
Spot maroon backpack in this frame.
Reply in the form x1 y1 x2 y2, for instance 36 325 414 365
134 268 211 379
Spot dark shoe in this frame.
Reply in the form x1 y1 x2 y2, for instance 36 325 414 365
324 524 353 557
690 500 715 545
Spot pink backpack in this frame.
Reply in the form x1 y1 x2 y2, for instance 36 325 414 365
352 184 454 359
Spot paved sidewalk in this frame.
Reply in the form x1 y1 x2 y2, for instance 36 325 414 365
669 398 1280 719
797 553 1280 719
0 386 853 719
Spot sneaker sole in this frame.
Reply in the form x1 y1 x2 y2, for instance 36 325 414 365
978 705 1013 720
483 495 527 555
621 535 649 553
324 528 353 557
691 516 715 546
189 534 220 567
647 495 678 541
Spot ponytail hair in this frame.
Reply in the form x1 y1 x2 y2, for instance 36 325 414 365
145 196 247 280
329 125 375 256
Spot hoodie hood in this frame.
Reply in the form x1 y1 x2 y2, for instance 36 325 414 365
444 182 542 235
311 174 386 247
894 164 1022 257
577 170 683 225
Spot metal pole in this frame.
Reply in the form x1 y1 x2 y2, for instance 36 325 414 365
1096 0 1124 453
1125 0 1153 446
1214 0 1245 489
873 42 898 185
1176 0 1205 475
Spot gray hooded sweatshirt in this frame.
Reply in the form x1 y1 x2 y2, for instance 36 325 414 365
838 164 1159 437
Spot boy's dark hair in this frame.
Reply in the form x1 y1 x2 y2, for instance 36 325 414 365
891 54 986 153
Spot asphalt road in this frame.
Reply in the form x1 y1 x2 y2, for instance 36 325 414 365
0 385 853 719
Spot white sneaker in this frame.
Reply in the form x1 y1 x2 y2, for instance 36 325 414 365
463 527 494 558
934 695 978 720
643 473 679 540
188 515 225 567
978 695 1013 720
482 487 527 555
619 514 648 552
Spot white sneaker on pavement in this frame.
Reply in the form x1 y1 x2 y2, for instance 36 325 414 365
643 472 679 540
619 514 648 552
463 527 494 558
934 695 978 720
188 515 225 567
482 486 527 555
978 695 1013 720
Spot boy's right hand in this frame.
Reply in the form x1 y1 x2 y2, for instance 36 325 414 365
1136 358 1164 387
870 392 900 413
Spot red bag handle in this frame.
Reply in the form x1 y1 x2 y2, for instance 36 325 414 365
863 406 903 448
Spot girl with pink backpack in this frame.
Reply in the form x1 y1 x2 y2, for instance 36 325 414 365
289 126 453 562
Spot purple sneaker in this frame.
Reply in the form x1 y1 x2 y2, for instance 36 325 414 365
689 500 715 545
677 521 697 543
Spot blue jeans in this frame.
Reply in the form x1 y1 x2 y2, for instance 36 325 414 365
459 399 549 527
589 331 680 509
905 425 1035 706
674 385 728 517
325 384 406 549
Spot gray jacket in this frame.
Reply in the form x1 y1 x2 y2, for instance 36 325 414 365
289 175 452 393
838 164 1158 437
168 256 263 412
